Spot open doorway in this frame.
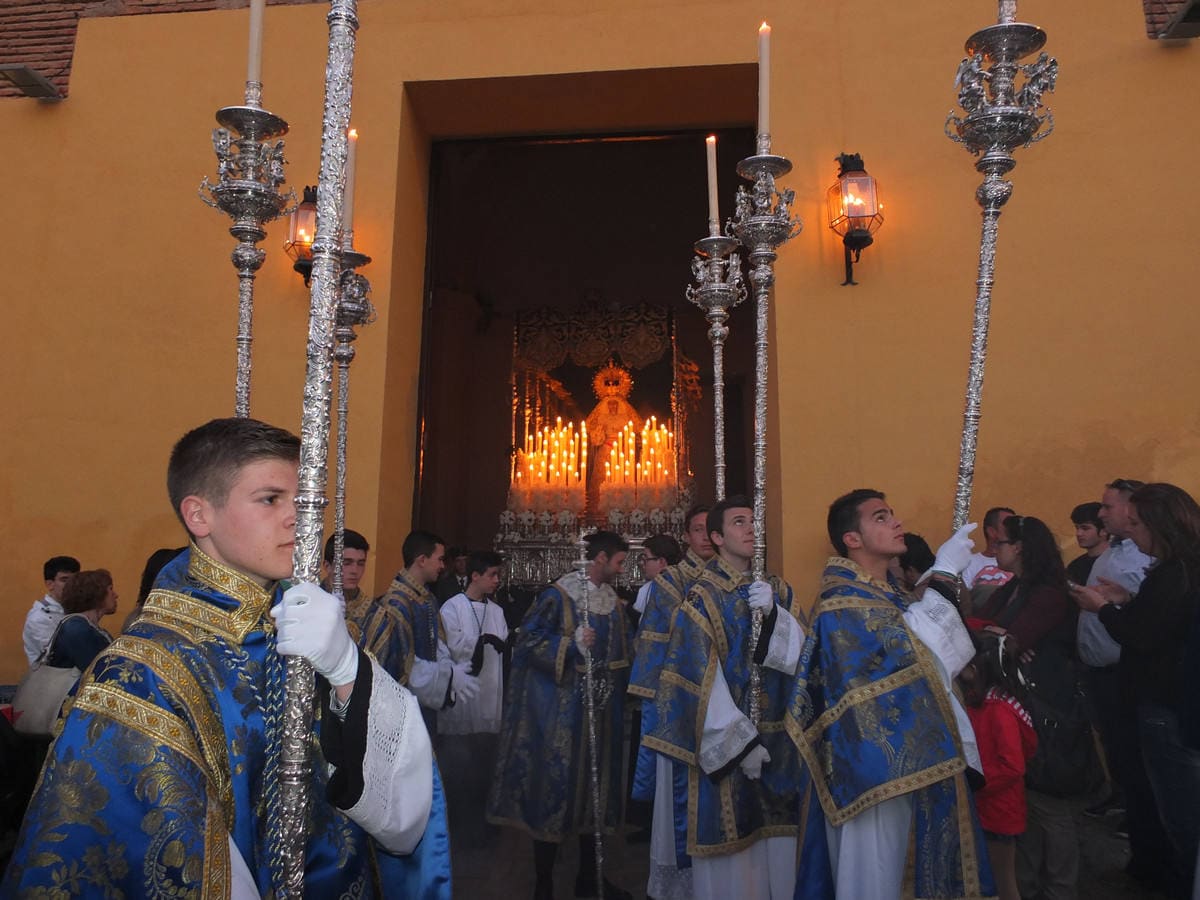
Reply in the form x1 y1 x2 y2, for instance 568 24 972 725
412 126 757 552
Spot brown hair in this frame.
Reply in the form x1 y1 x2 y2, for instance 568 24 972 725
61 569 113 614
167 418 300 530
1131 483 1200 577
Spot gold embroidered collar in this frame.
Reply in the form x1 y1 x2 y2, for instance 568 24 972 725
825 555 900 597
704 553 751 592
389 569 434 603
143 543 275 643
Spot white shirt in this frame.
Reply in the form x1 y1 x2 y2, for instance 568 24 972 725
963 553 1013 590
23 595 64 665
634 581 654 614
1077 538 1154 668
438 593 508 734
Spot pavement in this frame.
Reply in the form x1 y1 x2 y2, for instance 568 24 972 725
452 795 1167 900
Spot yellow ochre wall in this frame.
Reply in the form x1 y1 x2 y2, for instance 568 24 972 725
0 0 1196 682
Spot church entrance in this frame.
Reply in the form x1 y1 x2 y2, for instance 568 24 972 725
412 126 758 561
408 66 753 571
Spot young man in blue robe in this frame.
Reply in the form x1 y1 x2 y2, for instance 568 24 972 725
646 496 806 900
354 530 480 737
487 530 634 900
628 503 713 899
4 417 450 898
785 488 993 900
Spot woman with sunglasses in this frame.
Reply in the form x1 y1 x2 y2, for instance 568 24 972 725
973 515 1079 900
975 516 1074 654
1074 482 1200 898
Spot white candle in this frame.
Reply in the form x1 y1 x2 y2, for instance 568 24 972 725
344 128 358 231
247 0 266 85
758 22 771 137
706 135 719 232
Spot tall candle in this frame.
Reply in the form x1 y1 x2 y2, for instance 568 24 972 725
247 0 265 85
758 22 771 137
344 128 358 231
705 135 719 233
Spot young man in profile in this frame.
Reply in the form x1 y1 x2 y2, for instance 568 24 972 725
355 530 480 736
787 489 990 900
4 417 447 897
23 555 80 665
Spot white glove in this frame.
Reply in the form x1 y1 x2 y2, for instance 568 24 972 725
451 662 480 702
574 625 596 653
271 582 359 686
739 744 771 780
932 523 978 577
747 580 774 613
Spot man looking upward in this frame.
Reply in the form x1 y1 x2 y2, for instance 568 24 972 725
787 489 990 900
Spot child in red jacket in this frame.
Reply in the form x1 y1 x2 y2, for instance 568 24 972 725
960 632 1038 900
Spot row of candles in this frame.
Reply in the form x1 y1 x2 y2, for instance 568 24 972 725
603 418 676 486
512 416 678 490
516 418 589 488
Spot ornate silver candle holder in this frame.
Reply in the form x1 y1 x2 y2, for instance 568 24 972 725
329 241 374 596
729 136 801 726
685 234 746 502
945 0 1056 529
730 137 802 582
199 85 294 418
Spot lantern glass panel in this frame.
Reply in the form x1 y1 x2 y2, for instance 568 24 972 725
284 201 317 262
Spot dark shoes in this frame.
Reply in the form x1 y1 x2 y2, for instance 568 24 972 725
573 875 632 900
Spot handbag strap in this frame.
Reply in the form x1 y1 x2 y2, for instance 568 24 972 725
33 613 85 667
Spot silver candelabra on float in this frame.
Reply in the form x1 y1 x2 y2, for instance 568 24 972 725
330 238 374 596
686 233 746 503
280 0 363 894
945 0 1057 529
199 79 294 418
730 134 802 724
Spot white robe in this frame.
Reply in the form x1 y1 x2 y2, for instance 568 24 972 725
438 592 508 734
229 656 433 896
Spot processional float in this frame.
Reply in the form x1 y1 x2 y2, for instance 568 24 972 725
946 0 1057 528
688 24 801 724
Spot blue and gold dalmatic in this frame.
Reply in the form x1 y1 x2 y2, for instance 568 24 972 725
487 574 631 842
627 549 707 868
355 569 444 686
644 555 802 858
4 545 451 898
785 558 995 900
